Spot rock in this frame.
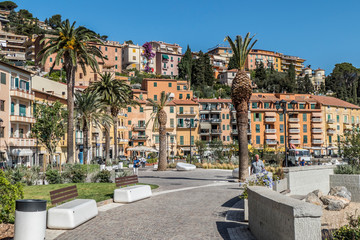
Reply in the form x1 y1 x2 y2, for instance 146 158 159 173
305 192 323 206
321 195 350 211
312 189 323 198
329 186 352 201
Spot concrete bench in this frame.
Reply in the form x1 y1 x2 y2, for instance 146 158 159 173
47 185 98 230
114 175 152 203
176 162 196 171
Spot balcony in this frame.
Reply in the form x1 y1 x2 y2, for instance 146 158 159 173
312 128 323 133
210 108 222 113
288 118 299 123
199 131 210 135
327 119 335 124
266 140 277 145
131 135 148 141
312 139 324 144
9 138 36 147
327 129 336 135
10 115 35 124
265 117 276 122
289 139 300 144
211 129 222 134
231 129 238 135
75 138 83 144
177 123 198 128
177 111 197 116
133 125 146 131
210 118 221 124
265 129 276 134
118 139 129 143
289 129 300 133
10 88 35 100
312 118 322 122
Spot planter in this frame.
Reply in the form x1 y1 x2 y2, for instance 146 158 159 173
330 174 360 202
244 199 248 221
273 178 288 193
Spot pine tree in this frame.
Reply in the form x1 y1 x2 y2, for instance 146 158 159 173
178 45 193 85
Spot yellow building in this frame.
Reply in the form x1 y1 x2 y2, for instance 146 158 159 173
280 54 305 75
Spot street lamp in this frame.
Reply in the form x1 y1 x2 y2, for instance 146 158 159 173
275 100 297 167
185 118 198 164
166 132 170 163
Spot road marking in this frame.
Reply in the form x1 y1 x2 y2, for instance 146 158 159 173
153 182 238 196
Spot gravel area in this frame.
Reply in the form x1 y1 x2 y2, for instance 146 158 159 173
322 202 360 230
0 223 14 239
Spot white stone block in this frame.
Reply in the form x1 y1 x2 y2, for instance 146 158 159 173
47 199 98 230
176 162 196 171
114 185 152 203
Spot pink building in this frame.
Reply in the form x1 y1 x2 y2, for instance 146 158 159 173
149 41 182 77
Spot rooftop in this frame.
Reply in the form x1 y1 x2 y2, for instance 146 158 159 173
311 95 360 109
172 99 198 105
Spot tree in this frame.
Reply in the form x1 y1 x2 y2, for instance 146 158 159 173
339 130 360 165
228 55 239 70
87 73 135 160
225 33 257 182
125 40 134 44
31 101 67 167
147 91 170 171
303 74 314 93
47 14 62 29
0 1 17 11
209 140 225 163
195 140 207 163
178 45 192 85
74 91 111 164
39 19 104 164
18 9 32 19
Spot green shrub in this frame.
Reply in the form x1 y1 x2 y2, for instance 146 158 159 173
62 164 87 183
146 158 157 164
333 214 360 239
92 170 112 183
168 163 177 168
334 165 360 175
0 170 24 223
45 169 62 184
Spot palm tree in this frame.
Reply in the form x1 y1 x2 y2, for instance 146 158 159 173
39 19 104 164
87 72 134 161
225 33 257 182
147 91 170 171
74 91 112 164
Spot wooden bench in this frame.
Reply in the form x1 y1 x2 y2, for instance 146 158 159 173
113 175 152 203
47 185 98 230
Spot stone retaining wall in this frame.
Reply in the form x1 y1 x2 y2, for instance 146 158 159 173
248 186 322 240
284 165 335 195
273 178 288 193
330 174 360 202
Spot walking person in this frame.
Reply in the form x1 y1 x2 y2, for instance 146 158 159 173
133 156 140 175
250 154 265 174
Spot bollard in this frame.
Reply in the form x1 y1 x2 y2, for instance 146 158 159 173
14 199 47 240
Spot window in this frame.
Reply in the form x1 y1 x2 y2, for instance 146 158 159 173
140 107 143 113
226 114 229 119
186 94 190 99
170 106 174 113
99 46 101 50
11 102 14 115
227 136 230 141
190 107 194 114
170 136 174 144
223 125 225 130
329 135 332 144
264 102 270 109
337 115 340 122
222 114 225 119
311 104 316 109
115 56 118 61
256 136 260 144
280 124 284 133
168 83 172 87
79 73 83 79
303 136 308 144
344 115 348 123
0 127 3 138
179 107 183 114
303 114 307 122
105 47 108 51
327 114 331 120
178 58 180 62
280 135 284 144
191 136 194 145
153 106 157 113
256 124 260 133
19 104 26 117
50 57 52 62
352 116 355 124
279 113 283 121
177 86 180 90
303 124 307 133
128 107 132 112
154 82 157 87
170 119 174 128
254 113 261 121
171 64 173 68
0 100 4 111
154 95 157 101
252 102 257 109
115 48 118 52
133 56 136 60
227 125 230 130
61 59 63 63
0 73 5 84
105 55 108 59
337 125 340 130
115 65 118 69
179 94 183 99
163 63 166 68
180 136 184 145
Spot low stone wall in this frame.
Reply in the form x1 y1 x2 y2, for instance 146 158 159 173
273 178 288 193
284 165 335 195
248 186 322 240
330 174 360 202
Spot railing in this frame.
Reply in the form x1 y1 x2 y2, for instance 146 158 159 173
177 123 198 128
231 129 238 135
211 129 222 134
118 139 129 143
311 118 322 122
289 129 300 133
265 129 276 133
327 129 335 134
131 135 148 140
312 139 323 144
327 119 335 123
289 140 300 144
266 140 277 145
265 118 276 122
199 131 210 135
9 137 35 147
312 128 323 133
10 115 35 123
177 111 197 115
288 118 299 123
133 125 146 131
210 118 221 123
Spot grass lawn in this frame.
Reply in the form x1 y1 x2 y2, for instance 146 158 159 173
24 182 158 208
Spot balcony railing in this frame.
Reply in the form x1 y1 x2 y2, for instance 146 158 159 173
210 118 221 123
289 140 300 144
312 128 323 133
177 123 198 128
327 119 335 123
327 129 336 135
312 139 324 144
211 129 222 134
177 111 197 115
265 117 276 122
199 131 210 135
9 137 35 147
131 135 148 140
312 118 322 122
231 129 238 135
117 139 129 143
133 125 146 131
289 129 300 133
288 118 299 123
266 140 277 145
265 129 276 134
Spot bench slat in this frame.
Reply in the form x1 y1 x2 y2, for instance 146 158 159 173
51 192 79 205
50 189 78 200
115 175 138 187
49 185 78 205
115 176 138 181
115 179 138 184
116 182 138 187
50 185 77 195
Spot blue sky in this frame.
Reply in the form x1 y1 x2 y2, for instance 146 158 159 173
19 0 360 74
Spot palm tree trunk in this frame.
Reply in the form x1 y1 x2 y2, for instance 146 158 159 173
236 104 249 182
105 125 111 162
83 120 88 165
113 115 118 161
66 67 75 164
158 122 167 171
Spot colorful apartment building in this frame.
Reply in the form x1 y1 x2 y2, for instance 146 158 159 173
280 54 305 75
0 30 27 64
34 35 122 86
300 68 326 91
149 41 182 77
245 49 282 72
0 61 35 166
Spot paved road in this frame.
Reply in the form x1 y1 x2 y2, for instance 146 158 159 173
57 169 250 240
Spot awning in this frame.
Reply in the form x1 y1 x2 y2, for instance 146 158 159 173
200 122 211 129
289 134 300 139
289 123 300 128
312 123 322 128
11 149 33 156
266 135 277 140
162 54 169 59
180 147 197 152
312 112 322 117
265 112 276 117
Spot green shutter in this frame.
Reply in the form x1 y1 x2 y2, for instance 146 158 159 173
15 78 19 88
11 102 14 115
253 113 256 121
259 113 262 121
0 73 6 84
180 136 184 145
170 106 174 113
26 82 29 91
191 136 194 145
128 107 131 112
179 107 183 114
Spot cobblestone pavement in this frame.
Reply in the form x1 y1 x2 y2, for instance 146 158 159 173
57 169 253 240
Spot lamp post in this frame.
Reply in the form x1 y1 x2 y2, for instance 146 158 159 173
185 118 198 164
275 100 297 167
166 132 170 163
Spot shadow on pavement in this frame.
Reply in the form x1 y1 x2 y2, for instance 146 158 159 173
222 196 240 207
139 176 231 182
